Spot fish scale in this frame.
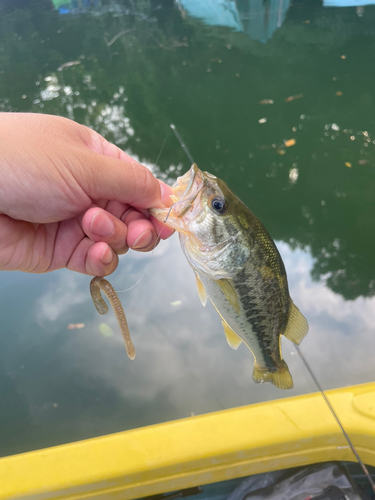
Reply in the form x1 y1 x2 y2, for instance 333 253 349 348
199 272 275 370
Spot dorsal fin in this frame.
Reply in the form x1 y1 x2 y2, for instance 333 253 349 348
283 301 309 345
222 320 243 350
216 279 240 315
195 275 207 307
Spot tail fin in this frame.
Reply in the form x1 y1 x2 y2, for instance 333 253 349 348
252 360 293 390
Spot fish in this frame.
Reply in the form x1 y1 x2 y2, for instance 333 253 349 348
151 164 308 389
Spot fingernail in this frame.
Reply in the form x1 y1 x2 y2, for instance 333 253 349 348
100 246 113 265
133 229 153 249
91 211 114 237
159 182 173 207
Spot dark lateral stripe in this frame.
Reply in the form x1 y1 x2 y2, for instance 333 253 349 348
233 270 277 370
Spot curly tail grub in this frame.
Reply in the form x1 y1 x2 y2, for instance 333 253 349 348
90 277 136 360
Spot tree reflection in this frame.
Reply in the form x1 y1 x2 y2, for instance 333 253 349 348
1 0 375 300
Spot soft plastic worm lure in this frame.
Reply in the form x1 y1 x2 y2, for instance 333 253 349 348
90 277 136 360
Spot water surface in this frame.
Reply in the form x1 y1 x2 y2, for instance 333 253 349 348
0 0 375 458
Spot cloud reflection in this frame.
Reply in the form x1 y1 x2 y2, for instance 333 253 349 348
33 236 375 423
2 234 375 456
280 241 375 390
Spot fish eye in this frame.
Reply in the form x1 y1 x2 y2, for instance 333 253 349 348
211 197 228 215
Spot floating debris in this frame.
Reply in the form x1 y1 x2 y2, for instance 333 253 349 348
99 323 114 338
358 159 370 165
340 55 347 60
292 126 297 132
259 99 274 105
104 28 135 48
336 91 343 96
285 94 303 102
206 68 212 73
302 20 310 24
235 73 240 77
277 149 286 155
331 123 340 131
284 138 296 147
57 60 81 72
67 323 85 330
171 300 182 306
258 117 267 124
345 162 352 168
289 168 299 184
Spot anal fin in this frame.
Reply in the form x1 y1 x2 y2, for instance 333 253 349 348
222 320 242 350
252 360 293 390
283 301 309 345
195 275 207 307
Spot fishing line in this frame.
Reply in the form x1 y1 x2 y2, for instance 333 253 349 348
155 130 169 166
295 345 375 494
169 122 375 494
115 202 176 293
116 131 174 294
163 203 176 224
115 202 176 294
115 226 164 294
117 125 185 293
170 124 195 164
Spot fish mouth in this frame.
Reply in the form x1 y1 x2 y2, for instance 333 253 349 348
171 164 202 216
151 164 204 230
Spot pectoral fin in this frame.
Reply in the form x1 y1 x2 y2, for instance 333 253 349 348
217 279 240 315
222 321 243 350
195 275 207 307
283 301 309 345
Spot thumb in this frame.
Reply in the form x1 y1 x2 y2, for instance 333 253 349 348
78 128 172 209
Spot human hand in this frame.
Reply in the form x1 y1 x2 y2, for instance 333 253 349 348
0 113 174 276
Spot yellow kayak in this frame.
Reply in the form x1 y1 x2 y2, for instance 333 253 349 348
0 382 374 500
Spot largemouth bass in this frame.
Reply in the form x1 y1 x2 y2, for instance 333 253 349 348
151 164 308 390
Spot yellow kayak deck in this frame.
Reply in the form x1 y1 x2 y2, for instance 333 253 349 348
0 382 374 500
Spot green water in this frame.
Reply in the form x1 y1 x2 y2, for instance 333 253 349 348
0 0 375 458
